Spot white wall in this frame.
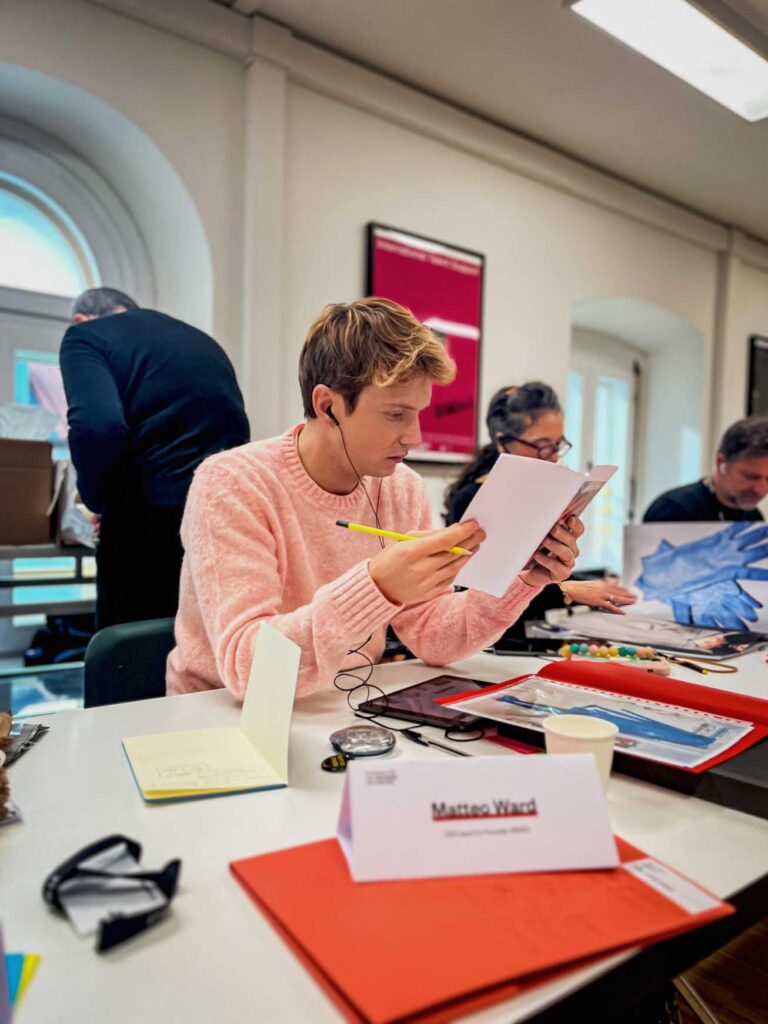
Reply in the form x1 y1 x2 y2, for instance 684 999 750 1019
283 83 719 418
716 252 768 437
641 330 705 507
0 0 246 355
280 83 720 520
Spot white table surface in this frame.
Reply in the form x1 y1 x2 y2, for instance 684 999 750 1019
4 651 768 1023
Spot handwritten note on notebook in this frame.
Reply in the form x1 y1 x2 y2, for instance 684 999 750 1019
122 623 301 802
455 454 616 598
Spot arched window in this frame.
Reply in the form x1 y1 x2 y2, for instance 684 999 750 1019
0 174 97 296
0 175 101 636
0 176 97 454
0 119 152 662
0 176 99 459
0 120 152 432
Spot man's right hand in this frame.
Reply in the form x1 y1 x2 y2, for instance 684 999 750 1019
368 520 486 605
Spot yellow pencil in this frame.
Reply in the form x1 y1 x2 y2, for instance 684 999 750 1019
335 520 471 556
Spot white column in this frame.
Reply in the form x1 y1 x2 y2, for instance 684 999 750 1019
240 44 289 439
712 231 768 445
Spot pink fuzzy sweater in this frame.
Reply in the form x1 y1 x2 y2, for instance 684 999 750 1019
166 426 540 699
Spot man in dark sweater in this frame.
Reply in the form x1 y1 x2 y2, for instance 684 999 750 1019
60 287 250 628
644 418 768 522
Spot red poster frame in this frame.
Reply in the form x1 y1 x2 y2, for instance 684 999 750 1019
366 223 484 462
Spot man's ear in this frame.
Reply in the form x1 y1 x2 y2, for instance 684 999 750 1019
311 383 337 422
72 313 96 324
715 453 727 475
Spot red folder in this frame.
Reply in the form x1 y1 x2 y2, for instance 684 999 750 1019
231 837 732 1024
439 660 768 774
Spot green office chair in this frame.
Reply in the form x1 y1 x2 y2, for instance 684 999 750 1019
84 618 176 708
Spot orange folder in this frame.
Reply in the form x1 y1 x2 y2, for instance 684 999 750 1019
231 837 732 1024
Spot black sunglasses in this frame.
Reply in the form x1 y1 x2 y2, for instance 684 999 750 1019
498 434 573 460
43 834 181 952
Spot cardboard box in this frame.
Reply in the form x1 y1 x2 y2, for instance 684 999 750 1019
0 438 53 545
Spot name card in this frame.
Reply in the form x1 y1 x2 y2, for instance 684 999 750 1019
337 754 618 882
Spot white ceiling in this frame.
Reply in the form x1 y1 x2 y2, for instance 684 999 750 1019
212 0 768 243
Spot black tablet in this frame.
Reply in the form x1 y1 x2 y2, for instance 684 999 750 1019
357 675 492 730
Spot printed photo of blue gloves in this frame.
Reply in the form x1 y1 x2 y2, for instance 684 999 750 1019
635 522 768 630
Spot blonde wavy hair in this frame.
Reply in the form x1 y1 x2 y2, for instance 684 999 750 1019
299 297 456 417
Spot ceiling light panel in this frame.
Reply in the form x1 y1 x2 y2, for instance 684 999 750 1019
571 0 768 121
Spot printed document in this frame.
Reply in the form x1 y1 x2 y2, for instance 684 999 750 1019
455 454 616 597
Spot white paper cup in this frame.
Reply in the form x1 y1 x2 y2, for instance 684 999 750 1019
542 714 618 791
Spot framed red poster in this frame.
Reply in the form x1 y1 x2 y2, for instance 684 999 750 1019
366 223 484 461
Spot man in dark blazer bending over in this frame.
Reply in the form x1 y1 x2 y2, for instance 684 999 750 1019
60 287 250 628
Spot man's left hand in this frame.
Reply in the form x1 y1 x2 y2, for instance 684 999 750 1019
518 516 583 588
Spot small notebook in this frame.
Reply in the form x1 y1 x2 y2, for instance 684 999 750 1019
122 623 301 802
455 454 616 597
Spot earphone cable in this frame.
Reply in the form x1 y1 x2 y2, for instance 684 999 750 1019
329 415 481 744
335 417 385 548
333 634 485 743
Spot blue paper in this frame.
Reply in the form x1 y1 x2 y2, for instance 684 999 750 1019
5 953 23 1006
636 522 768 629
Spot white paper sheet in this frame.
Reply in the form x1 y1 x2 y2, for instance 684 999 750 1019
622 859 721 915
455 455 616 597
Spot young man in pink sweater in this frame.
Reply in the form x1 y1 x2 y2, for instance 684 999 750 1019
166 299 582 699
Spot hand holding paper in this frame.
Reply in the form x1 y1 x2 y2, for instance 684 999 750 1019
369 518 485 603
518 514 584 588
